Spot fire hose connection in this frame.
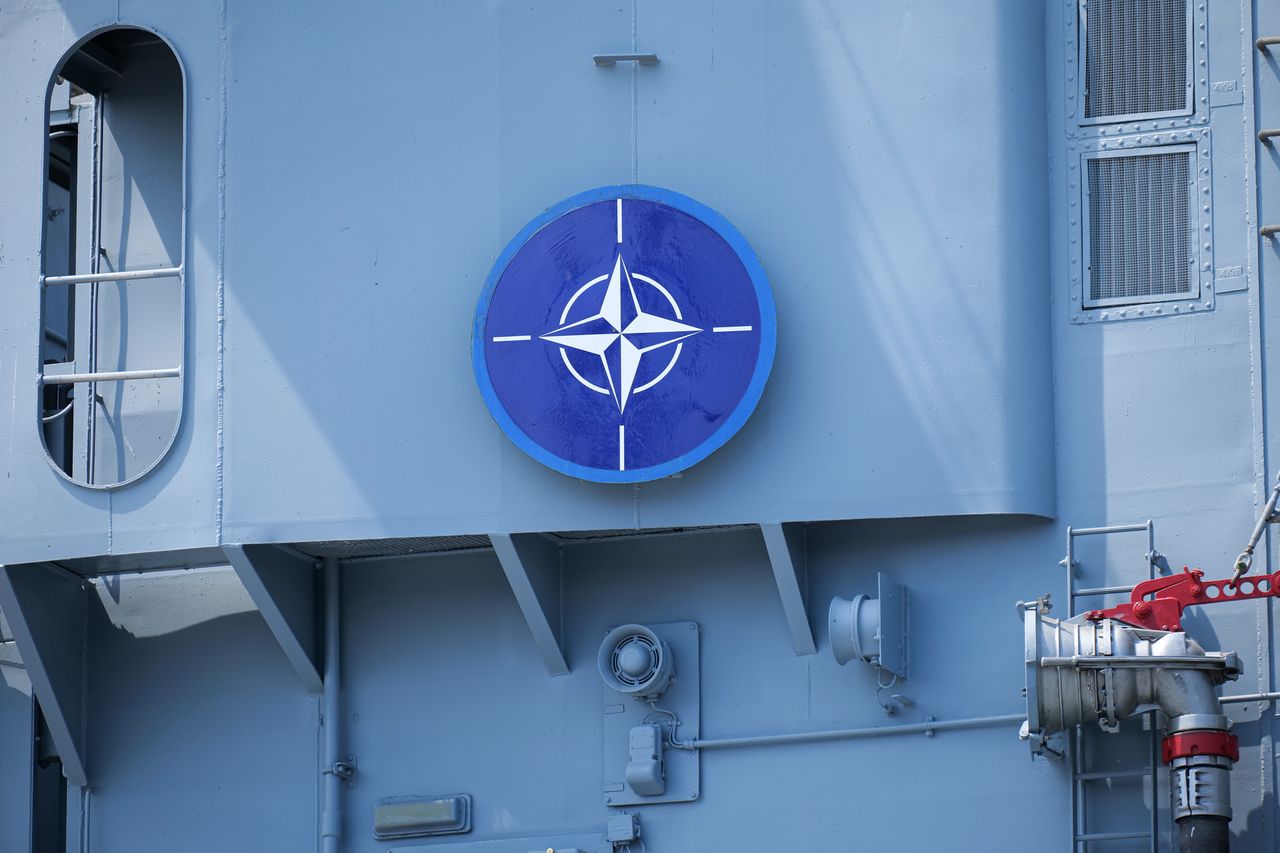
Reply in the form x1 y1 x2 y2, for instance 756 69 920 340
1018 576 1253 852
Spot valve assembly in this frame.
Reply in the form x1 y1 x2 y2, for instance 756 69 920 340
1018 564 1276 852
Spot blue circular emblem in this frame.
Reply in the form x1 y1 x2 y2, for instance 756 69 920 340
473 185 776 483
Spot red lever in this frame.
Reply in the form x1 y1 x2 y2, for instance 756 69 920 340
1085 567 1280 630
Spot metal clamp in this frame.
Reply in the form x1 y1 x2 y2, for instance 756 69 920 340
593 53 659 67
322 757 358 788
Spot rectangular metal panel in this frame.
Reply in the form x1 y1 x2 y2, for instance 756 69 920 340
876 573 908 681
602 622 699 807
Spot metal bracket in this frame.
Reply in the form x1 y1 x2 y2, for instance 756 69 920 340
593 53 659 67
0 563 89 786
490 533 570 675
758 523 817 656
322 755 358 789
223 544 323 693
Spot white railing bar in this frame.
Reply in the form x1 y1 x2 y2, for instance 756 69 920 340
1070 523 1148 537
42 266 182 286
1074 584 1136 597
41 367 181 385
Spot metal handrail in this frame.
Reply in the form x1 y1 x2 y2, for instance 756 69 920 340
1259 36 1280 50
42 265 181 286
41 367 180 385
1074 584 1136 597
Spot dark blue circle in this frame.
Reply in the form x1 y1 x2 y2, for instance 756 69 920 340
473 185 776 483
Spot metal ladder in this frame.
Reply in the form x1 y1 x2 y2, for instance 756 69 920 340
1062 521 1163 852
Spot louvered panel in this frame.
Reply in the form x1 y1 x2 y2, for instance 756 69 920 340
1085 149 1193 307
1084 0 1190 121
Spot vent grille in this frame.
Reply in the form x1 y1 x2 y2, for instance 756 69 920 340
1084 0 1188 120
1086 151 1192 306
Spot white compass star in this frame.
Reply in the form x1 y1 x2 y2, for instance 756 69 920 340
541 254 701 412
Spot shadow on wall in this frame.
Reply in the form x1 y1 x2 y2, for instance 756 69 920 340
805 0 1053 502
84 574 317 850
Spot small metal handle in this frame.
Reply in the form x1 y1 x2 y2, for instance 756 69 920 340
1261 129 1280 144
593 53 659 67
1263 225 1280 238
1259 36 1280 50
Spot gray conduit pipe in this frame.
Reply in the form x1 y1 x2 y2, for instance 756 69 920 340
321 556 342 853
677 713 1025 751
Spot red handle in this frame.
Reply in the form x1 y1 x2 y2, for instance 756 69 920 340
1085 567 1280 630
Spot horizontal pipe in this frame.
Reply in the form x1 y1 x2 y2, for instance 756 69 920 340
1071 524 1148 537
1219 691 1280 704
1076 768 1151 782
1261 129 1280 143
687 713 1024 751
1074 584 1136 597
1259 36 1280 49
41 367 180 385
1263 225 1280 238
43 266 181 286
1040 655 1228 670
1075 830 1150 842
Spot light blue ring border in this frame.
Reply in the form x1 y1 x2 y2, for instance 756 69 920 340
472 184 777 484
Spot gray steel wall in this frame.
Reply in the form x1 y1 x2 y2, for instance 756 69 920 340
0 0 1277 851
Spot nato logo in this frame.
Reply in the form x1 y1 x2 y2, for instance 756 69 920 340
473 185 776 483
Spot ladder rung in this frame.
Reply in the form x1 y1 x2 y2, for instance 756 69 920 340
41 367 180 385
1076 768 1150 782
1074 584 1134 597
43 266 181 286
1074 830 1151 842
1071 524 1148 537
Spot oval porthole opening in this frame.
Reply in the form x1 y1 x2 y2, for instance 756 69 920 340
39 27 187 489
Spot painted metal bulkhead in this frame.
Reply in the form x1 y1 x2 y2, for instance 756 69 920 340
0 0 1054 564
0 0 1276 851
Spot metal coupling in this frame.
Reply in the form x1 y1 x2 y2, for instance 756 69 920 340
1164 724 1237 824
1170 754 1233 822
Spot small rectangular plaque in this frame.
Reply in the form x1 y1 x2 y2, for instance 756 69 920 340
374 794 471 840
1210 79 1243 107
